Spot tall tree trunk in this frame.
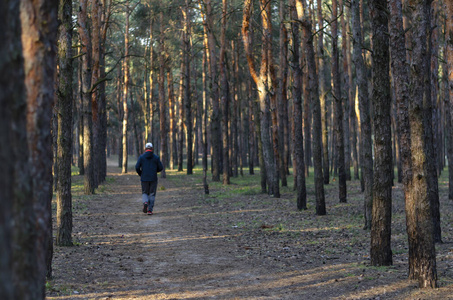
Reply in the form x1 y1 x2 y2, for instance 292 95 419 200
122 0 131 174
219 0 229 183
149 17 155 144
77 50 85 175
248 78 256 175
317 0 330 184
78 0 95 193
20 0 58 297
98 0 111 184
1 3 33 299
444 8 453 198
206 0 221 181
159 11 167 178
352 0 373 229
332 0 347 202
278 1 288 187
183 1 193 175
178 58 184 172
116 66 123 169
91 0 101 187
289 0 307 209
340 0 352 181
232 39 240 177
300 0 326 215
168 65 177 170
347 5 359 181
56 0 73 249
200 9 210 193
369 0 393 266
243 0 279 196
406 0 437 288
425 0 441 243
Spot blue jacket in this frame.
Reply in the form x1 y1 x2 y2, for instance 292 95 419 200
135 150 163 182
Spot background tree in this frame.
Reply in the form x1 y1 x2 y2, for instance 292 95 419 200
332 0 347 203
288 0 307 210
369 0 393 267
56 0 74 247
352 0 373 229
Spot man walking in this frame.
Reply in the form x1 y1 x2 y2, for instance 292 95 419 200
135 143 163 215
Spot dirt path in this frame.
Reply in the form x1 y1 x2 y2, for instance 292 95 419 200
47 162 453 299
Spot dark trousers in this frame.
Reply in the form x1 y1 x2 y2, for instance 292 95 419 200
141 181 158 212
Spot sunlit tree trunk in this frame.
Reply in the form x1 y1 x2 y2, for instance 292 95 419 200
149 17 155 144
78 0 95 192
369 0 393 266
159 11 167 178
19 0 58 297
317 0 330 184
122 0 131 174
242 0 279 196
178 57 184 172
200 6 210 193
168 65 176 170
406 0 437 288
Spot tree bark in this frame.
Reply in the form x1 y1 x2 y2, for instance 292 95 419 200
352 0 373 229
91 0 101 187
300 0 326 215
242 0 279 196
332 0 347 203
159 11 167 178
317 0 330 185
340 0 352 181
206 0 221 181
122 0 131 174
425 0 441 244
289 0 307 209
278 1 288 187
182 1 193 175
56 0 74 249
220 0 230 184
406 0 438 288
1 2 32 298
445 2 453 198
369 0 393 267
78 0 95 193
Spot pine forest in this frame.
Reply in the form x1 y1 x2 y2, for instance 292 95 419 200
2 0 453 298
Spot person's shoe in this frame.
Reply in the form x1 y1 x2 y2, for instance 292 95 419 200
147 211 153 215
143 203 148 213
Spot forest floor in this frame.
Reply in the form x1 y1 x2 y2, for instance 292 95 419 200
46 157 453 300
